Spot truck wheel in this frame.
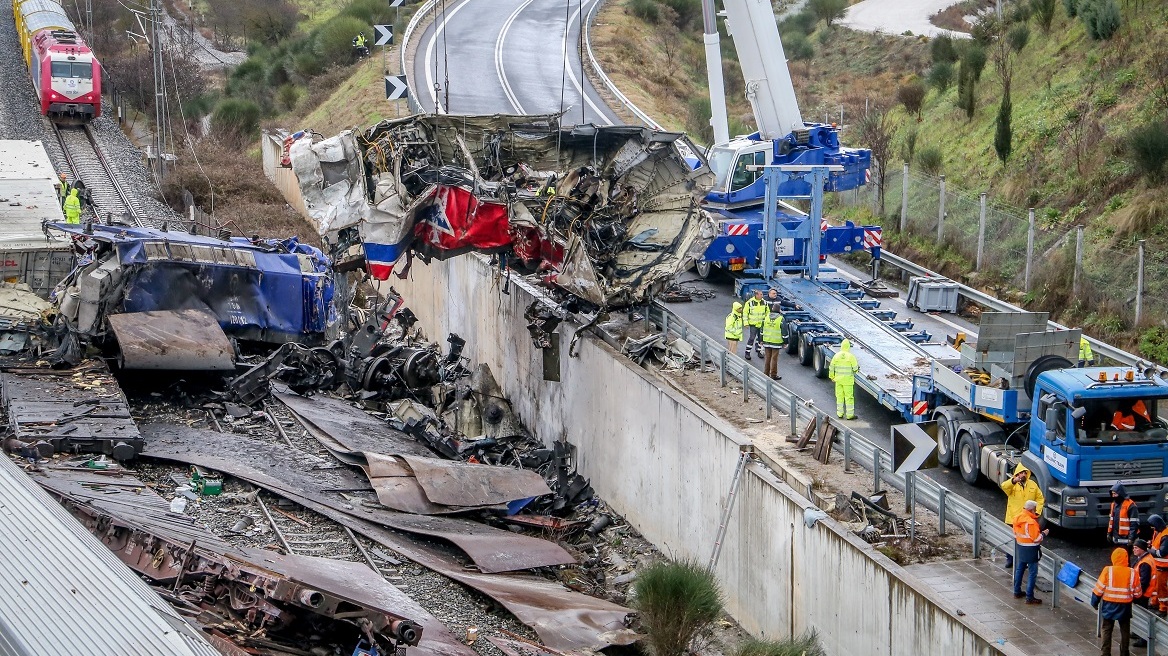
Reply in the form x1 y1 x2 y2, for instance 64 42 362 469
799 333 814 366
783 323 799 355
813 344 829 379
957 433 981 484
695 260 712 279
935 413 955 467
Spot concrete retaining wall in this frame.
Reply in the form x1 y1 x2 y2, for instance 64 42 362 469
378 253 1019 656
260 133 311 224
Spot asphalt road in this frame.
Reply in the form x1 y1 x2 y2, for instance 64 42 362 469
840 0 969 38
405 0 1110 574
412 0 621 125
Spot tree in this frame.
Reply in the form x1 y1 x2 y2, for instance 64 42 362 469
1081 0 1121 39
1007 23 1031 51
963 44 988 81
994 90 1013 163
1031 0 1057 32
931 34 959 64
808 0 848 28
896 78 927 120
1125 122 1168 185
928 61 955 92
857 106 897 217
632 560 723 656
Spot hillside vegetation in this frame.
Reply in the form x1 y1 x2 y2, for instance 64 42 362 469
594 0 1168 356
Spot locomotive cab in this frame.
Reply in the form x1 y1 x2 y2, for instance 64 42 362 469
45 52 97 119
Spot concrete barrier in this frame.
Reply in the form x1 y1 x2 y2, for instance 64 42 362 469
381 253 1021 656
260 132 311 225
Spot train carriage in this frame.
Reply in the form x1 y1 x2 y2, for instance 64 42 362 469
12 0 101 120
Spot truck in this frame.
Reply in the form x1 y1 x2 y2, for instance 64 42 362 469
919 311 1168 528
740 165 1168 528
692 0 874 278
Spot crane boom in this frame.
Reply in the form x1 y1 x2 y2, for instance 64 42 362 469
721 0 803 139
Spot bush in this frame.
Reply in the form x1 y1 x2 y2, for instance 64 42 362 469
994 91 1013 163
807 0 848 27
1125 122 1168 184
632 560 723 656
685 96 713 144
931 34 959 63
897 78 927 119
630 0 659 23
1140 327 1168 363
342 0 396 26
211 98 262 144
736 633 826 656
1063 0 1077 17
292 50 324 77
916 145 944 175
780 10 818 36
276 83 302 112
1081 0 1120 40
661 0 702 29
900 125 918 162
928 61 955 92
1007 23 1031 51
962 43 988 81
970 15 1000 44
314 15 368 66
785 31 816 61
1032 0 1057 31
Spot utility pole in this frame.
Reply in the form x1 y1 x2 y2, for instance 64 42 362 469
149 0 167 187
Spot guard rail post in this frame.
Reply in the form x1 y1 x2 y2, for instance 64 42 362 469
742 364 749 402
720 351 727 387
842 426 852 472
973 510 983 558
765 379 773 419
788 396 798 439
872 442 882 493
1147 614 1157 653
904 470 913 513
1050 553 1061 609
662 311 669 337
680 322 689 340
937 488 947 535
699 336 708 372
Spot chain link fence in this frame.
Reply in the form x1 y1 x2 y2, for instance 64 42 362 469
836 163 1164 330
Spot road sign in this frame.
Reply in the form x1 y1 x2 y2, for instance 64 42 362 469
891 421 939 474
374 24 393 46
388 0 406 5
385 75 409 101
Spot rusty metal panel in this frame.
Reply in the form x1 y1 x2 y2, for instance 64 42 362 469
1 361 142 459
401 455 551 508
363 452 465 515
140 423 576 573
108 309 235 371
274 388 434 458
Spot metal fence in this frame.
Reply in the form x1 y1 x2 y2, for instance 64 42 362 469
838 163 1164 331
647 301 1168 652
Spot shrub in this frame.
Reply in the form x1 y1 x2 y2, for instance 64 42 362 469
342 0 396 26
928 61 955 92
900 125 919 162
1063 0 1077 17
661 0 702 30
212 98 262 144
957 71 976 119
970 15 1000 44
685 97 713 144
314 15 369 66
736 634 826 656
917 145 944 175
897 78 927 119
1141 327 1168 363
632 560 723 656
275 83 302 112
1007 23 1031 51
1125 122 1168 184
931 34 959 64
962 43 988 81
630 0 659 23
780 10 818 36
1032 0 1057 31
808 0 848 27
994 91 1013 163
1079 0 1120 39
785 31 816 61
292 50 324 77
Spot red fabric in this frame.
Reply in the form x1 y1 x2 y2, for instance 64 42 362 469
414 185 512 252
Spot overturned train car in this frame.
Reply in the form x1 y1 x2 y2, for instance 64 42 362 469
289 114 716 308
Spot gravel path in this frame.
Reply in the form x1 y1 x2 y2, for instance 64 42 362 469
840 0 971 38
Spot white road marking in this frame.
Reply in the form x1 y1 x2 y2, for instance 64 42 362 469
494 0 536 113
424 0 473 113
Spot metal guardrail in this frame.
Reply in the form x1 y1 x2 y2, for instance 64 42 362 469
582 0 662 130
648 301 1168 650
400 0 437 115
879 250 1143 367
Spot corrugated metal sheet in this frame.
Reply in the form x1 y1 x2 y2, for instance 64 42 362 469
0 456 221 656
0 141 70 252
15 0 74 33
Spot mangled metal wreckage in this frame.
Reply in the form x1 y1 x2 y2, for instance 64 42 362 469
290 114 715 308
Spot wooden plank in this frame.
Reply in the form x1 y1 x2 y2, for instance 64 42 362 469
795 417 817 449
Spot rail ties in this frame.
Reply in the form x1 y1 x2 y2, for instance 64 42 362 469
52 122 147 227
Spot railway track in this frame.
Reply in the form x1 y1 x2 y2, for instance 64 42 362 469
51 122 147 227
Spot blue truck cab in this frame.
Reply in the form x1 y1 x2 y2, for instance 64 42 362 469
1023 367 1168 529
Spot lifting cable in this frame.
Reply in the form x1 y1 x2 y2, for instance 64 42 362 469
578 0 584 126
557 0 571 160
441 0 450 113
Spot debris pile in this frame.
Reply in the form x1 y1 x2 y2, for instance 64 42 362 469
290 114 716 308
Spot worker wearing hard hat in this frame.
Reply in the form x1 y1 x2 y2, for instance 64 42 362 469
828 339 859 419
724 302 744 354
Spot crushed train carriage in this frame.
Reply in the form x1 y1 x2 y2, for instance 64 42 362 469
288 114 716 308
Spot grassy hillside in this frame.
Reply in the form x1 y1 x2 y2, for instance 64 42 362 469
594 0 1168 356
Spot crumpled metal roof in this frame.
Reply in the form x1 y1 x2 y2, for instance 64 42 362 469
0 455 219 656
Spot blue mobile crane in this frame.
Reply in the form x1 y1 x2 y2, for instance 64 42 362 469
692 0 873 278
742 165 1168 528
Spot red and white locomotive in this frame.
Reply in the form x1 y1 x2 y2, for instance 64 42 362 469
13 0 101 121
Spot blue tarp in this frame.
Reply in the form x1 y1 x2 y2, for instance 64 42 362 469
53 224 337 343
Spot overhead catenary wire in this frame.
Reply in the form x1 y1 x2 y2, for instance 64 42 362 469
164 36 215 220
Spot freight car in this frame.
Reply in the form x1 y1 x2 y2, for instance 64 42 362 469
13 0 101 121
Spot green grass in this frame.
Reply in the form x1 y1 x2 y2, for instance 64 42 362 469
297 56 406 134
